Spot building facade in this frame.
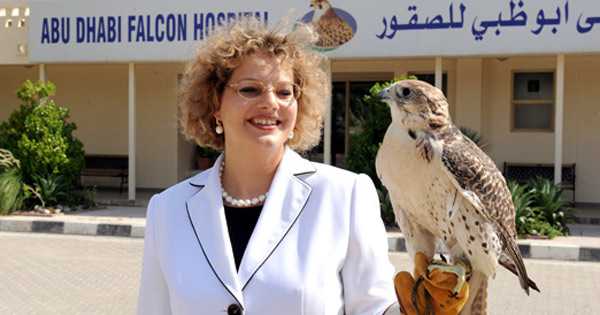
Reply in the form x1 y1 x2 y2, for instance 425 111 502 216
1 0 599 205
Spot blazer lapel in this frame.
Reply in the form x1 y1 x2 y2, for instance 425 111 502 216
238 148 316 290
186 154 244 307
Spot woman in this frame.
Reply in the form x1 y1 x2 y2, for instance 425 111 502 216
136 19 465 315
136 18 396 315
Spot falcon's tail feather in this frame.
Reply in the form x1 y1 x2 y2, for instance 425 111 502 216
499 259 540 293
498 229 539 294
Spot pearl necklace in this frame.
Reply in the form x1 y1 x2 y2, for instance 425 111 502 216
219 160 267 207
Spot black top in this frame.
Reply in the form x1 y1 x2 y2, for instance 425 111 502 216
223 204 263 270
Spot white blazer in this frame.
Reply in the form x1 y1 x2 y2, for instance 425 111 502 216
137 148 397 315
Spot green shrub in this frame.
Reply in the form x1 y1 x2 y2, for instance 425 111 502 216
345 76 416 227
509 178 571 238
0 80 85 207
0 149 24 214
33 174 68 207
0 169 23 214
458 126 487 150
528 177 572 235
526 220 563 239
508 180 536 236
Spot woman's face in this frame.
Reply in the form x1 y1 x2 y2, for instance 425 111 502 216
215 52 298 154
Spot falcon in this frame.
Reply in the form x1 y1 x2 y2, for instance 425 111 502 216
376 80 539 315
309 0 354 48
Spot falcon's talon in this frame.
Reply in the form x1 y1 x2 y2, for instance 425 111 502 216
427 259 472 295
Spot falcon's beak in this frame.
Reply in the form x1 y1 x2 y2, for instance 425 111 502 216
378 87 391 101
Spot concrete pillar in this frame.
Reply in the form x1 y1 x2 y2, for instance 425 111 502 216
455 58 483 132
39 64 46 82
435 57 443 89
554 54 565 185
128 63 136 201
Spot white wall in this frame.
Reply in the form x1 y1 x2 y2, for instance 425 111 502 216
455 58 483 133
566 55 600 204
0 4 29 65
135 63 182 188
1 63 185 189
48 64 129 155
482 55 600 203
0 64 37 119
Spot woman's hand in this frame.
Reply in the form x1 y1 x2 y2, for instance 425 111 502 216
394 252 470 315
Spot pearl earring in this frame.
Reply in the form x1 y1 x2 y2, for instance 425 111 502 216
215 120 223 134
288 130 294 140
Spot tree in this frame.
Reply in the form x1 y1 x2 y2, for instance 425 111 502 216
0 80 85 207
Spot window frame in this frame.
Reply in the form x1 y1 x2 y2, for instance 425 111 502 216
510 70 556 133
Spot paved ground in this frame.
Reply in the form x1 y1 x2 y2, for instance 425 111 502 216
1 232 599 315
73 206 147 219
0 232 142 315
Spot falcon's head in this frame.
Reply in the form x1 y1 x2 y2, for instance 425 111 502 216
310 0 331 10
379 80 451 132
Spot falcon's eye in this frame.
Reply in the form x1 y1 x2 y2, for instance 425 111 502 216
402 88 412 97
395 87 412 99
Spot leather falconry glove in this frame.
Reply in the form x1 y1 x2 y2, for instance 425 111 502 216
394 252 470 315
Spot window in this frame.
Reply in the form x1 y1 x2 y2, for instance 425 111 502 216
512 72 554 131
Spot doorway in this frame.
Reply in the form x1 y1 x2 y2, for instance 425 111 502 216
305 72 394 168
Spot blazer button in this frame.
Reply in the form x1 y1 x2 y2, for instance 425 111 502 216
227 303 243 315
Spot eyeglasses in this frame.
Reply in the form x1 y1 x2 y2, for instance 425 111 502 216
227 79 301 105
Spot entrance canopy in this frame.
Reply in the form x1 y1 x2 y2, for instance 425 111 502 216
27 0 600 63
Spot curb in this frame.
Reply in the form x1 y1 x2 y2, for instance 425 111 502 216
387 234 600 262
0 217 145 238
1 217 599 262
574 217 600 225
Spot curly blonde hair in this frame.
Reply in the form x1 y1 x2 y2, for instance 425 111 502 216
178 18 329 152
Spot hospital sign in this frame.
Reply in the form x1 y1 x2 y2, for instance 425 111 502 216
28 0 600 62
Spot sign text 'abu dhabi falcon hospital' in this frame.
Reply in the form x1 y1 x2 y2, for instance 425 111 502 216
29 0 600 63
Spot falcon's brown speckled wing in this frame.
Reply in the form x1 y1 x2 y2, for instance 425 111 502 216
438 126 515 233
437 125 539 294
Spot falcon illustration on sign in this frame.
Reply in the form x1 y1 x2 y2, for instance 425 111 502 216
301 0 357 50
